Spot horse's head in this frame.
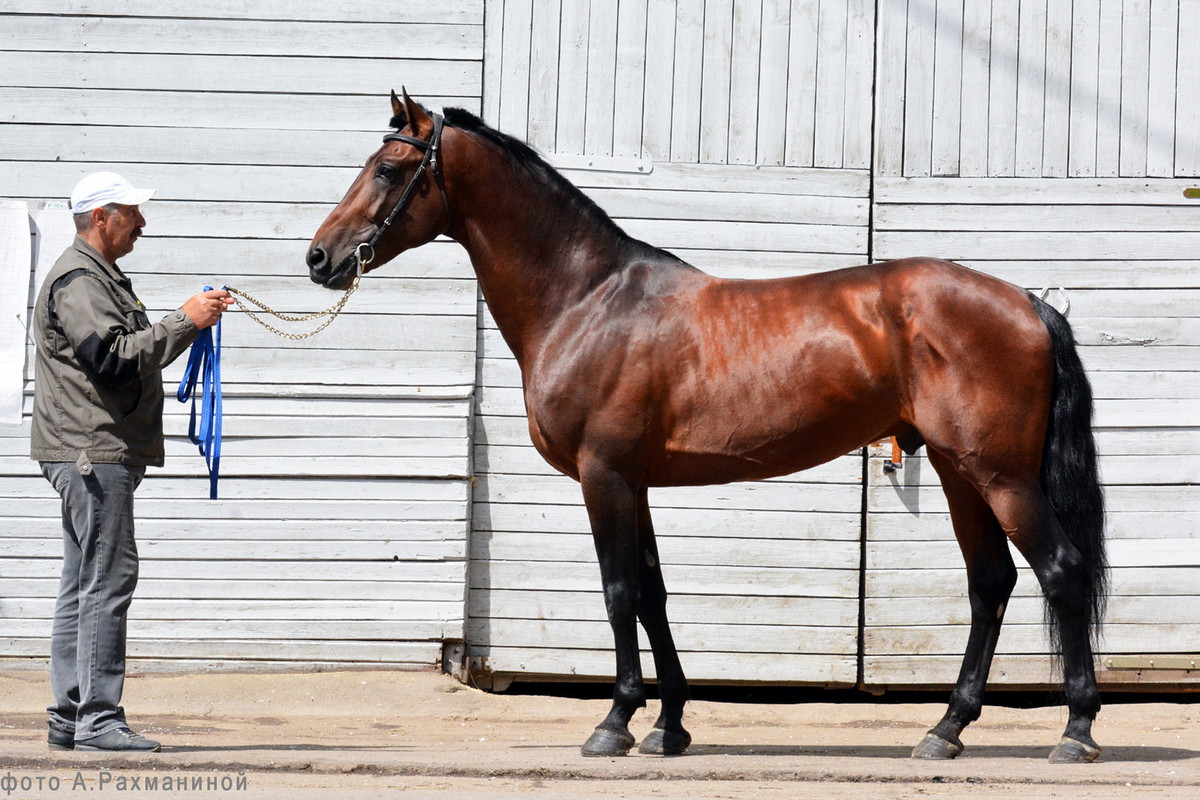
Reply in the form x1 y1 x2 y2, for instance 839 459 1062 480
307 90 450 290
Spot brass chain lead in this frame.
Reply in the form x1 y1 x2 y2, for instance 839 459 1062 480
224 274 360 341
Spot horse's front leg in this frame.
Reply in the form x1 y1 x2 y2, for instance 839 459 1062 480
635 490 692 755
579 464 645 757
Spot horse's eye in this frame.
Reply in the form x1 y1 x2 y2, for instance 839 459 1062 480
376 164 398 182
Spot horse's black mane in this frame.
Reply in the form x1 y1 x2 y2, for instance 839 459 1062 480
390 105 646 250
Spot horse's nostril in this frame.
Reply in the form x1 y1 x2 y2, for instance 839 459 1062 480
307 245 328 270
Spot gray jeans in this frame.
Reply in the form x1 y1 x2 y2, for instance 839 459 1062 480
41 461 145 741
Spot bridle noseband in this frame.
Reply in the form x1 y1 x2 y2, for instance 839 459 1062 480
355 112 450 273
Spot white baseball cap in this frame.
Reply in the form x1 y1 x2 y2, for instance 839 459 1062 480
69 171 155 214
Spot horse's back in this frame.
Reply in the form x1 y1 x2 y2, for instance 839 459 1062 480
523 254 1051 486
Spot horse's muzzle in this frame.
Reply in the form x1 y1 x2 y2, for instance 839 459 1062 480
306 244 355 289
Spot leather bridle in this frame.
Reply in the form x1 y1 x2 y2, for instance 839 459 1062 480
354 112 450 272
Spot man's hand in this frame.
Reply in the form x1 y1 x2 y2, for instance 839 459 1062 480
182 288 234 330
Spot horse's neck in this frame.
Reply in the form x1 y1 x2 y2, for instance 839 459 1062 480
452 180 626 366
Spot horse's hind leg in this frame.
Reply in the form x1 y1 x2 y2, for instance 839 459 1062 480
913 450 1018 760
579 464 646 757
998 492 1103 762
634 490 692 755
944 473 1102 762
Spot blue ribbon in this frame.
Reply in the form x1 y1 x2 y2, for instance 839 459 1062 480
176 286 222 499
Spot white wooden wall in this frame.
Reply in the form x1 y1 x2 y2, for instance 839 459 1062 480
469 0 875 686
0 1 485 667
3 0 1197 689
868 0 1200 687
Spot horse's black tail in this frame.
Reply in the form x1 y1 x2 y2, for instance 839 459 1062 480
1030 295 1108 652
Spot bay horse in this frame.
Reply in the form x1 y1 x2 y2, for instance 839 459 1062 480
307 91 1107 763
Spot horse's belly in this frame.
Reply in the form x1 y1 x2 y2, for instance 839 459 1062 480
649 420 877 487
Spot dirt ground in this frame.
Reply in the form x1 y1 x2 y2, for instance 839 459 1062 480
1 665 1198 799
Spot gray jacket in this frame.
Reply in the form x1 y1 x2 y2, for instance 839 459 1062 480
31 237 198 467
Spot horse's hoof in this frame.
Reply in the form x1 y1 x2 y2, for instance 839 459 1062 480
1049 737 1101 763
581 726 636 757
638 727 692 756
911 732 964 760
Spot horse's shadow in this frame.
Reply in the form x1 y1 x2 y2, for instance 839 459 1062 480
682 743 1200 762
162 744 413 754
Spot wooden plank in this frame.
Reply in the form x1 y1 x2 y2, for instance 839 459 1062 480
0 475 469 502
481 0 503 123
699 0 734 164
1014 0 1048 177
867 538 1200 571
478 501 863 541
555 0 590 155
468 617 857 655
2 15 481 60
2 537 465 563
670 0 705 162
1177 0 1200 175
4 558 466 583
0 88 480 131
2 0 483 24
476 560 860 598
1145 0 1179 177
728 0 763 165
1068 0 1102 176
842 0 875 170
957 0 991 177
867 622 1200 655
612 0 649 159
640 0 678 162
3 578 467 604
755 0 791 166
526 0 561 152
1041 0 1073 176
475 443 861 484
930 0 964 177
566 161 871 196
497 0 533 140
1119 0 1152 177
475 646 857 684
866 566 1200 599
874 230 1200 261
0 123 384 167
986 0 1019 176
813 0 849 168
471 589 858 626
1094 0 1123 177
0 52 481 97
875 175 1200 204
584 0 620 157
901 0 935 177
0 639 445 664
785 0 821 167
471 530 860 570
875 202 1200 233
3 517 470 542
868 594 1200 627
582 187 868 225
866 654 1200 687
870 484 1200 515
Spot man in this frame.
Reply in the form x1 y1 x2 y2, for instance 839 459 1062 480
31 172 232 752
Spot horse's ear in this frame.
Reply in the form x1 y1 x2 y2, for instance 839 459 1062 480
389 89 406 129
401 88 434 137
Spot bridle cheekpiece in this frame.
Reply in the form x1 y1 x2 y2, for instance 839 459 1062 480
355 112 450 274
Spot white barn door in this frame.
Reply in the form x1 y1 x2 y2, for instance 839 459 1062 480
469 0 876 686
867 0 1200 688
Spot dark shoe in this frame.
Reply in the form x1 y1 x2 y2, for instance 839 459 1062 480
74 727 161 752
48 727 74 751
